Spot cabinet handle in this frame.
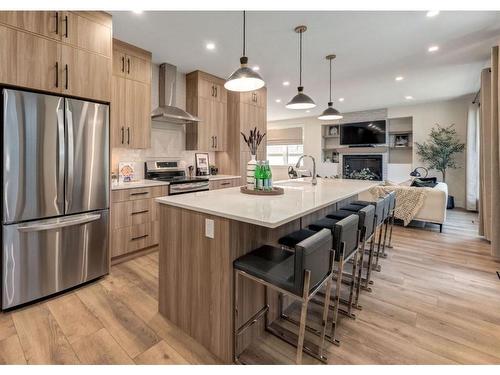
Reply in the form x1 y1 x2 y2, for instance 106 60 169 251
127 127 130 144
55 12 59 35
211 86 214 97
64 64 68 90
131 234 149 241
215 136 218 148
64 15 68 38
55 62 59 88
121 56 125 72
127 58 130 74
131 210 149 215
211 136 214 148
121 127 124 144
130 191 148 196
215 86 218 97
220 182 231 186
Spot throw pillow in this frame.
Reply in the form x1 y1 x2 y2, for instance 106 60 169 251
411 178 437 188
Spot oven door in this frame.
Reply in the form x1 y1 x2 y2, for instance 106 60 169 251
169 181 209 195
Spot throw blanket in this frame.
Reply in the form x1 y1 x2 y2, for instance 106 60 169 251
368 186 430 226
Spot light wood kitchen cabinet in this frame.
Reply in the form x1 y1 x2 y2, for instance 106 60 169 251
215 87 267 186
0 25 17 85
0 11 112 102
111 39 151 149
61 12 112 57
186 70 228 151
61 45 111 102
110 185 167 261
16 31 60 93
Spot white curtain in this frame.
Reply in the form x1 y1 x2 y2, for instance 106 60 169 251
466 102 480 211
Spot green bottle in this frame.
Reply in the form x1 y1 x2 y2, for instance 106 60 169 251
265 161 273 190
255 162 263 190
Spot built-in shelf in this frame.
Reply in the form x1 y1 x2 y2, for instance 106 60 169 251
390 146 413 150
323 135 340 139
389 130 412 135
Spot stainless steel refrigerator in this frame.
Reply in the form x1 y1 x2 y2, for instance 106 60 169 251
2 89 109 309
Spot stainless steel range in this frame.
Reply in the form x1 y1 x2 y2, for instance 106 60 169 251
145 161 209 195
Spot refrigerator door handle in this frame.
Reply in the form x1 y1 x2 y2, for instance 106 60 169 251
65 101 74 211
56 98 65 210
16 213 101 232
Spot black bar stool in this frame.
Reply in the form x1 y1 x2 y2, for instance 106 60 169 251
233 229 334 364
277 215 360 345
342 198 384 290
326 204 375 309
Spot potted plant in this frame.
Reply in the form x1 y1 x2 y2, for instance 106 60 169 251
241 127 266 190
415 124 465 209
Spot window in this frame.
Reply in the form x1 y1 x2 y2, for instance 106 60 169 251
267 144 304 166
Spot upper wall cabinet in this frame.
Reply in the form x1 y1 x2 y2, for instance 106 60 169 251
0 11 112 102
186 71 228 151
111 39 152 149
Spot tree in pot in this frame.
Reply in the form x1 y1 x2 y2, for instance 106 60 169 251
415 124 465 209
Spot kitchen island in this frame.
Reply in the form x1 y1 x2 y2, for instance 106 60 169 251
156 178 380 363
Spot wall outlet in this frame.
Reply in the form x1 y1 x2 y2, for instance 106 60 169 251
205 219 214 239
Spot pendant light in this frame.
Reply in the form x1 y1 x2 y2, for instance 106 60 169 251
224 11 265 92
286 25 316 110
318 54 343 120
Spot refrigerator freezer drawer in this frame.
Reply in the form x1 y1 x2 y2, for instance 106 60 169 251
2 210 109 309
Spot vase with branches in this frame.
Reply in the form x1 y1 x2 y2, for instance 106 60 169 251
241 127 266 190
415 124 465 183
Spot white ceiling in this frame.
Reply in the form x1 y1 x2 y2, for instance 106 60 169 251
111 11 500 121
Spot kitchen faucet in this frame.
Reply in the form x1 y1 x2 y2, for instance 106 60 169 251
295 155 317 185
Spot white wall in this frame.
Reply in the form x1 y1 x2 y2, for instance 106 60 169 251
388 95 472 208
111 63 215 177
268 95 472 207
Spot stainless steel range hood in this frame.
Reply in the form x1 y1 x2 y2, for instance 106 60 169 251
151 63 200 124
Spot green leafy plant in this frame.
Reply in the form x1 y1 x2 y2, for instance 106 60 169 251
415 124 465 182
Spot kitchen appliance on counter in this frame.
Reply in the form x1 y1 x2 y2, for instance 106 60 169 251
145 160 209 195
2 88 110 310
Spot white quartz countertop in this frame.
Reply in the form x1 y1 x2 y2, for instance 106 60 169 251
208 175 241 181
111 179 170 190
156 178 380 228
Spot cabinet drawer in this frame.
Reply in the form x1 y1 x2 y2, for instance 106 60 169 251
111 186 168 203
209 179 239 190
111 221 159 258
111 198 152 230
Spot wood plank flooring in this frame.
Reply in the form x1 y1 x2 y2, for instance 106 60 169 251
0 209 499 364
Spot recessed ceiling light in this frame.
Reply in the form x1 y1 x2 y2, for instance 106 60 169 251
338 98 344 102
132 10 143 14
405 95 414 100
252 66 260 71
206 42 215 50
428 45 439 52
282 81 290 86
275 99 281 103
426 10 440 17
395 76 404 81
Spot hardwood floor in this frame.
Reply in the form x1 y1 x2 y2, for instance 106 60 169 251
0 209 499 364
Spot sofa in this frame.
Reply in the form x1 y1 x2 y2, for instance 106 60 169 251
358 181 448 232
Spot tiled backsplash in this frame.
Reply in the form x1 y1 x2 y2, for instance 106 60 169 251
112 123 216 178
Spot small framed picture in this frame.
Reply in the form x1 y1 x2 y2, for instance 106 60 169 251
395 135 409 147
328 125 339 136
195 153 210 176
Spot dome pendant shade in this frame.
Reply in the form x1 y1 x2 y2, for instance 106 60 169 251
318 102 343 120
225 56 265 92
287 25 316 110
318 54 342 120
225 12 265 92
286 86 316 109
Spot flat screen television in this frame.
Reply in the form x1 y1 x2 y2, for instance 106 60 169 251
340 120 387 146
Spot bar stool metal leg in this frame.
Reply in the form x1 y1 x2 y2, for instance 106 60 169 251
354 236 367 308
387 212 395 249
331 252 344 341
319 277 334 359
363 238 375 292
380 217 389 258
233 269 240 363
346 248 359 318
374 222 384 272
296 270 311 365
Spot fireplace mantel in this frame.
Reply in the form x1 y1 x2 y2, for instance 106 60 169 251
334 146 388 154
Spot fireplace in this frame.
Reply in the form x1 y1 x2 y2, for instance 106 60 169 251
343 155 383 181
